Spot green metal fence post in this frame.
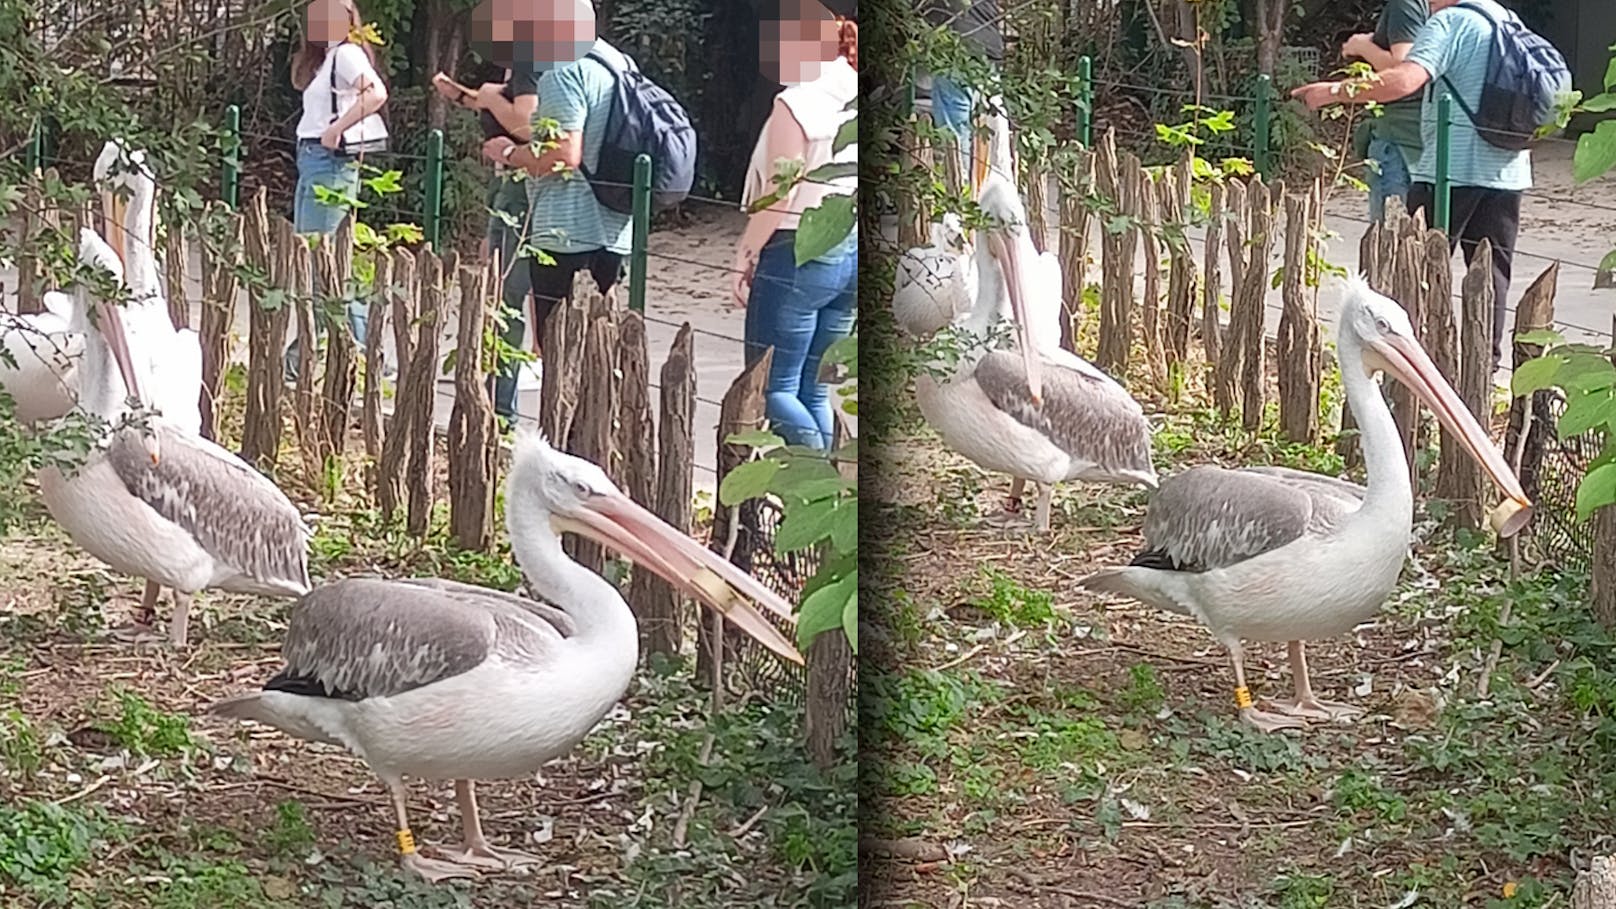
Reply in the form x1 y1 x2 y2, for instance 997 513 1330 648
223 104 241 211
629 153 652 314
25 121 41 173
1253 74 1273 179
1077 55 1093 148
425 128 445 250
1434 92 1452 232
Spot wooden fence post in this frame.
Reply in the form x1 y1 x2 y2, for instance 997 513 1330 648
897 117 929 250
702 350 773 685
377 247 417 519
1200 182 1225 389
620 311 664 646
198 202 241 443
1573 856 1616 908
571 283 620 574
806 631 852 769
405 249 450 536
240 192 289 470
16 179 43 315
291 236 318 453
1277 187 1320 443
317 222 358 469
1138 171 1167 390
361 249 392 487
1096 134 1137 373
1161 152 1196 369
1057 150 1095 354
163 223 189 332
1388 213 1427 481
644 325 696 658
1452 239 1495 529
447 262 497 550
1503 263 1559 505
1213 179 1246 417
1023 156 1048 256
1427 230 1462 509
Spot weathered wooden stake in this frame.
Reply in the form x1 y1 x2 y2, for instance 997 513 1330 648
361 250 392 487
1138 173 1167 390
377 247 418 518
620 312 662 638
240 193 290 470
1503 262 1559 505
571 284 620 574
317 225 358 469
702 350 773 685
198 203 241 443
448 263 498 551
1161 153 1196 367
1277 189 1320 443
404 249 450 536
645 325 696 658
1453 239 1495 529
1057 150 1095 354
1200 182 1225 386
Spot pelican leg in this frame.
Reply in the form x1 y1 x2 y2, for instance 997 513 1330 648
1033 484 1054 532
108 582 165 644
428 779 545 872
1229 644 1305 733
1268 641 1365 721
389 778 478 883
167 591 192 649
1004 477 1026 514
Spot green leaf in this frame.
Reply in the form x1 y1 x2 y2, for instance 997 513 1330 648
1514 328 1564 347
1573 120 1616 184
1606 57 1616 91
1584 92 1616 114
724 429 786 451
1557 353 1616 393
775 495 849 553
828 493 857 553
718 459 780 506
1576 462 1616 519
795 193 856 266
796 571 854 650
804 162 857 183
1556 390 1616 439
842 587 858 653
832 116 857 154
1510 354 1567 396
767 457 846 502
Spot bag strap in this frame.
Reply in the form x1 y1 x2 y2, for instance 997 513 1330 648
1425 1 1500 126
329 42 347 125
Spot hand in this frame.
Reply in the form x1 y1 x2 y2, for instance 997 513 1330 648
1290 81 1340 111
431 73 462 103
731 250 756 307
483 136 517 165
474 82 506 112
319 124 343 150
1341 32 1376 61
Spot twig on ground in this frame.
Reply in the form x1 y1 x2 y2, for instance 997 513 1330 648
52 775 111 805
729 804 769 838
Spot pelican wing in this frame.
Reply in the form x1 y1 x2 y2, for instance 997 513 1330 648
1135 465 1359 572
974 349 1155 481
267 577 570 701
105 424 310 594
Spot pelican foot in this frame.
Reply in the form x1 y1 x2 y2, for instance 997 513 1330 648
400 851 480 883
1238 706 1308 733
429 843 544 872
1268 698 1364 722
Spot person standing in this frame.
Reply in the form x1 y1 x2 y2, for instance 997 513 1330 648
480 0 630 348
286 0 389 380
1293 0 1534 369
1341 0 1430 221
731 5 857 451
436 63 538 422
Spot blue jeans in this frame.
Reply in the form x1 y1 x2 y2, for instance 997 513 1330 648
287 141 368 378
1367 137 1413 223
742 230 857 450
928 73 975 177
488 172 535 419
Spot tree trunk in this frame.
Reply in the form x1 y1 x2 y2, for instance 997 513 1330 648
1254 0 1285 76
805 631 852 769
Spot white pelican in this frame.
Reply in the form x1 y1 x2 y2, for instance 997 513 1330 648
38 229 309 648
1 291 81 424
1079 278 1532 731
93 140 202 435
915 172 1157 532
891 212 974 337
208 431 804 882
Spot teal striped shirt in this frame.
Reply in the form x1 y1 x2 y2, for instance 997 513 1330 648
1405 0 1532 191
526 40 633 256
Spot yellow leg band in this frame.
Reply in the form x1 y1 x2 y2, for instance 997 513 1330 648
1234 686 1253 710
397 828 417 856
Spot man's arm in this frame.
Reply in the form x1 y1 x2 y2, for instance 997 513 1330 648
474 85 537 143
1291 60 1431 110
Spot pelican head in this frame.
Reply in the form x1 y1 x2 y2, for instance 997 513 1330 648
93 140 155 270
508 431 805 665
1340 276 1531 535
932 212 970 257
73 227 159 465
975 174 1043 403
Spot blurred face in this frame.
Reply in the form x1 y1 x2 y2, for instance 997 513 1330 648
306 0 355 43
759 0 839 86
472 0 596 70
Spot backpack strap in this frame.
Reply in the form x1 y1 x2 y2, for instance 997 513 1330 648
328 41 349 125
1424 2 1498 127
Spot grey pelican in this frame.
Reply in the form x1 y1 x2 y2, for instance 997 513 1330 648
209 431 804 882
38 229 309 647
891 212 974 337
1 291 81 424
1079 277 1532 731
915 171 1157 532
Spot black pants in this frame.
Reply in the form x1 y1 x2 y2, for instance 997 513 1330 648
529 248 625 335
1405 182 1520 368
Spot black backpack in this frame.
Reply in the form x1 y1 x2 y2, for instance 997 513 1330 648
580 49 698 215
1438 0 1573 151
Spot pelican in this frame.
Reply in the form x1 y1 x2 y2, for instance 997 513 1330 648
1078 278 1532 731
93 140 202 435
208 431 804 882
38 228 309 648
1 291 82 424
915 171 1157 531
891 212 974 337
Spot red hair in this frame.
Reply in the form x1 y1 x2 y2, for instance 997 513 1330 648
836 16 857 70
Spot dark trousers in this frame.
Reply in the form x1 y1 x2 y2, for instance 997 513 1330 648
1406 182 1521 368
529 248 625 333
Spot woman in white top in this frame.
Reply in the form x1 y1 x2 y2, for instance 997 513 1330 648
285 0 390 378
732 5 857 451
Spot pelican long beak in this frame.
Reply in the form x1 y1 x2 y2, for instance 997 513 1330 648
553 492 805 665
103 188 130 268
1370 333 1533 536
972 129 990 192
986 228 1042 403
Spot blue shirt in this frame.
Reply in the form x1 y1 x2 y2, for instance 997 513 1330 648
526 39 633 256
1405 0 1532 191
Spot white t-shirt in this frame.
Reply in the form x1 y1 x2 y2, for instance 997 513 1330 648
295 43 389 144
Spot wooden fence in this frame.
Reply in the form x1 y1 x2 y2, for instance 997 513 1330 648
8 178 848 762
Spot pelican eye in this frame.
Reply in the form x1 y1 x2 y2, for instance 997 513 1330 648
1374 316 1391 334
572 480 592 498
